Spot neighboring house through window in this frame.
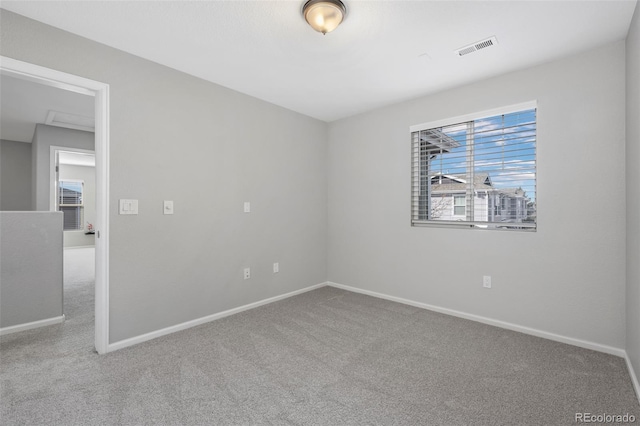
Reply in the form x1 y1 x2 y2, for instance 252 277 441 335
59 180 84 230
410 102 537 230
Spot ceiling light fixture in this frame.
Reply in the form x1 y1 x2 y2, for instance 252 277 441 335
302 0 346 35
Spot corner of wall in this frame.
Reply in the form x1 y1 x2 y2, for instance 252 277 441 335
626 0 640 403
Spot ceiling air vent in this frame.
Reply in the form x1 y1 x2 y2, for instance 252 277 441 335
455 36 498 57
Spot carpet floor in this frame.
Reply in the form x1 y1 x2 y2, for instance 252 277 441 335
1 250 638 425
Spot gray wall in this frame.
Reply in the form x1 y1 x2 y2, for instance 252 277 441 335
626 4 640 388
1 10 328 343
0 211 63 328
328 42 626 349
59 163 96 248
0 139 32 210
31 124 94 211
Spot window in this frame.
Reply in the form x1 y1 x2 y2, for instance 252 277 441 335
453 195 466 216
411 102 536 230
58 180 84 230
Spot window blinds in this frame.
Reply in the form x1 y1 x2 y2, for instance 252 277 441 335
411 108 536 230
59 180 84 230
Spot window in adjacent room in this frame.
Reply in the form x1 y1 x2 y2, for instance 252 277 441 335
410 102 537 230
58 180 84 230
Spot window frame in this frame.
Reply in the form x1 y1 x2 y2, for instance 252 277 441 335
410 101 537 231
453 194 466 217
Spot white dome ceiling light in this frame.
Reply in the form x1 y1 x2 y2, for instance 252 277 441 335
302 0 346 35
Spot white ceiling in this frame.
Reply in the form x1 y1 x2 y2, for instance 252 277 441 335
0 74 94 142
1 1 637 122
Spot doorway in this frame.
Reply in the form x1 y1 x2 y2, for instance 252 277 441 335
0 56 110 354
53 148 97 335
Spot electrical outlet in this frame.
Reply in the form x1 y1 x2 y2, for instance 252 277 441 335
483 275 492 289
244 202 251 213
244 268 251 280
273 262 279 273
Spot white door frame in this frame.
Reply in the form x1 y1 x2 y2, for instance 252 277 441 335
1 56 110 354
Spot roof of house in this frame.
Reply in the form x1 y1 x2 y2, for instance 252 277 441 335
497 187 527 197
430 173 493 193
429 173 529 200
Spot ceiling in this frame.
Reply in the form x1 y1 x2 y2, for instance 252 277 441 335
0 74 94 142
1 1 637 122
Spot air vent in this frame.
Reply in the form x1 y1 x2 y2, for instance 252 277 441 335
455 36 498 57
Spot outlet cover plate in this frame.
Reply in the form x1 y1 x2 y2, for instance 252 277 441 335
483 276 492 288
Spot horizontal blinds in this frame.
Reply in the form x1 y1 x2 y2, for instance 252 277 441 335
411 108 536 230
59 180 84 230
61 206 83 230
59 181 83 205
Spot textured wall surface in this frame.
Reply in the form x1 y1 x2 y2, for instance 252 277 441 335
626 2 640 391
0 211 63 328
0 139 32 211
1 10 327 343
328 42 627 349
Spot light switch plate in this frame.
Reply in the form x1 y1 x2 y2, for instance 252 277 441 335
244 201 251 213
164 200 174 215
119 199 138 215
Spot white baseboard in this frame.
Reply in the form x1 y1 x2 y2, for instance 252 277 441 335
107 282 328 353
625 352 640 405
327 282 626 358
0 315 65 336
